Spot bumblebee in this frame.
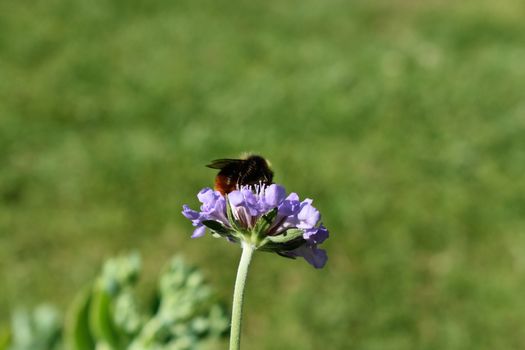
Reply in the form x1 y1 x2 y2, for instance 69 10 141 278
206 154 274 195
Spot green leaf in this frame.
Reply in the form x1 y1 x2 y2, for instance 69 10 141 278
89 289 122 349
253 208 278 236
267 228 304 243
113 290 143 336
65 286 96 350
202 220 235 239
259 229 306 251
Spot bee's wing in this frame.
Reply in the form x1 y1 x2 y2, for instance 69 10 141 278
206 158 243 169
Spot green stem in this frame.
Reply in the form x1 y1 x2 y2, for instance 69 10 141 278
229 241 255 350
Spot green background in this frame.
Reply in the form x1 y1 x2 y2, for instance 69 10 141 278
1 0 525 349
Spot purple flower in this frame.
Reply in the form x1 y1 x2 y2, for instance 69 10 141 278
277 193 300 217
262 184 286 211
303 224 329 244
197 188 228 224
182 188 228 238
297 200 320 229
182 184 329 268
283 244 328 269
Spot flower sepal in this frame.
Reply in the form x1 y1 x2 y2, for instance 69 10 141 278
251 208 278 241
257 228 305 252
201 220 240 242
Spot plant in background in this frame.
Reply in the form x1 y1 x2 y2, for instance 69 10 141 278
2 305 61 350
0 254 228 350
67 253 228 350
182 183 329 350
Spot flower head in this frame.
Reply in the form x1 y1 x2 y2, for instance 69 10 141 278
182 184 329 268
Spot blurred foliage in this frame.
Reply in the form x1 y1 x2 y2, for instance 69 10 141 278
1 254 228 350
1 0 525 349
3 305 61 350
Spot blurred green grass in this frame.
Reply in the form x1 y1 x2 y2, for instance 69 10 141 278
1 0 525 349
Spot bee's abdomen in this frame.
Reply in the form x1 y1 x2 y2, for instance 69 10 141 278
214 175 234 195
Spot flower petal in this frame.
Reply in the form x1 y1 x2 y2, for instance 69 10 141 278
197 188 216 203
290 245 328 269
303 224 329 244
182 205 200 221
278 192 301 216
241 188 259 216
264 184 286 209
228 190 244 206
191 225 206 238
297 199 320 229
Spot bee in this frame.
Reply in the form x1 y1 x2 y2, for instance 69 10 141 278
206 154 274 195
